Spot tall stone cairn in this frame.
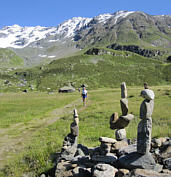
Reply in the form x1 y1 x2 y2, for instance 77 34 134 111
137 89 155 154
60 109 79 160
110 82 134 141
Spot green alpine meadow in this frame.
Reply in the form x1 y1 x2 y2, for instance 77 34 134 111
0 10 171 177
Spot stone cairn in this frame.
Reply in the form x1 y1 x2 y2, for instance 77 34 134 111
110 82 134 142
60 109 79 161
41 84 171 177
137 88 155 154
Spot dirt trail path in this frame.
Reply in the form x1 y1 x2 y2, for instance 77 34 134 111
0 98 84 169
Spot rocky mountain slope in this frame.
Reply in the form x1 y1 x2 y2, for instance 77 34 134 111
0 11 171 66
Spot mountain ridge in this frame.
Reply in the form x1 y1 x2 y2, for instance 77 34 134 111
0 10 171 66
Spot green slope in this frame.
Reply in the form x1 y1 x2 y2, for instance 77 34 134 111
2 48 168 92
0 48 24 68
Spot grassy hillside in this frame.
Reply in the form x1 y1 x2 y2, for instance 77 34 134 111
0 48 171 92
0 48 24 68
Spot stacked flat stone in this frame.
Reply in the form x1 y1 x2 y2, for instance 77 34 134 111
99 137 117 155
110 82 134 141
60 109 79 160
137 89 155 154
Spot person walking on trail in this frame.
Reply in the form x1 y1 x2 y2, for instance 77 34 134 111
81 86 87 106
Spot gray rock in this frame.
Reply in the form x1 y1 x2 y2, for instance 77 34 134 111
131 169 170 177
140 99 154 119
61 134 78 160
99 137 117 144
137 117 152 154
72 166 92 177
59 86 75 93
100 142 111 155
118 151 161 171
163 157 171 170
115 129 126 141
111 140 128 151
118 144 137 156
116 169 130 177
151 138 162 148
121 82 127 99
92 154 117 165
110 114 134 129
70 122 79 136
120 98 128 116
92 163 118 177
76 144 89 156
140 89 155 100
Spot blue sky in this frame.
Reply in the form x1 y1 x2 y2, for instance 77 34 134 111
0 0 170 28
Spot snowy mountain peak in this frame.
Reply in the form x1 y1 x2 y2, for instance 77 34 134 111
0 25 57 48
56 17 92 38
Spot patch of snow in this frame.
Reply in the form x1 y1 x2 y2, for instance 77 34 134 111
113 11 135 24
38 54 47 58
48 39 59 42
94 13 114 23
48 56 56 58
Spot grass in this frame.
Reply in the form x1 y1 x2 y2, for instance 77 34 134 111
0 85 170 176
0 92 78 128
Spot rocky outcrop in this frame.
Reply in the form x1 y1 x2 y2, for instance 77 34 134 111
107 43 166 59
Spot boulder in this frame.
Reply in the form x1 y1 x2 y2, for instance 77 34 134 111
117 143 137 156
59 86 75 93
118 151 162 172
92 163 118 177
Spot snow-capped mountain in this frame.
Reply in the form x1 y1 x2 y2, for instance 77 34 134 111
0 10 171 67
0 11 137 49
0 25 57 48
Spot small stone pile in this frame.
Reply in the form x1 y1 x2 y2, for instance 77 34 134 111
110 82 134 141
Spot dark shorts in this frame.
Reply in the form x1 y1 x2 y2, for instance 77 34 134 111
82 94 87 99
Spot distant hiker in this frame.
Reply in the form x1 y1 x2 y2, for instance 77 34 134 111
144 82 148 89
81 86 87 106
